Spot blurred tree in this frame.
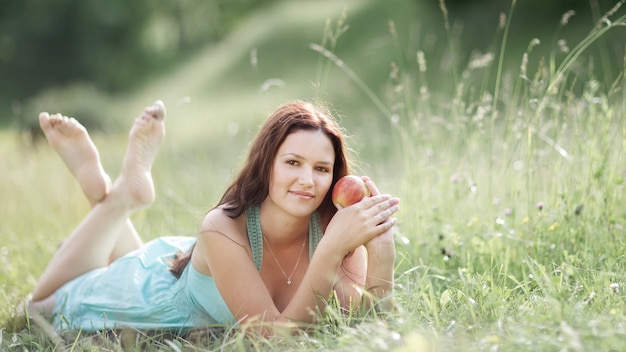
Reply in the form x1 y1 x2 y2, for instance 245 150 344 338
454 1 623 53
0 0 278 123
0 0 157 99
0 0 622 125
434 0 625 89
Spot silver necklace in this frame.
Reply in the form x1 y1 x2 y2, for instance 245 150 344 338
262 234 307 285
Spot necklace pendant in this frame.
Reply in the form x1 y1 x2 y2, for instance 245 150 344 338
287 279 292 285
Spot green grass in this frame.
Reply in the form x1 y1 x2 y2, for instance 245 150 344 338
2 0 626 351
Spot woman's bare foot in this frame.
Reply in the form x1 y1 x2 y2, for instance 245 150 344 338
114 100 166 209
39 113 111 205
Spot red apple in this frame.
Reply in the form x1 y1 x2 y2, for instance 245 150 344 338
332 175 371 209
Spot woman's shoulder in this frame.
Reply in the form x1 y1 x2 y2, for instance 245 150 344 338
193 206 252 275
199 206 248 247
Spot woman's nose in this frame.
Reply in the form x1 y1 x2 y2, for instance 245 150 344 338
298 168 314 186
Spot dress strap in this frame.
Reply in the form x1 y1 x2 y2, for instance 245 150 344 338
245 206 263 271
309 212 323 260
245 205 324 272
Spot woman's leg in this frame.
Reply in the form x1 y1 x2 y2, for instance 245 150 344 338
30 101 166 302
38 112 144 262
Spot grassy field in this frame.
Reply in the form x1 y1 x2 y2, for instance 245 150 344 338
2 1 626 351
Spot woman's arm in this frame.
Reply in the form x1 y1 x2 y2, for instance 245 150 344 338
333 246 367 309
331 231 397 314
361 177 397 309
363 227 396 310
197 195 398 335
331 230 396 313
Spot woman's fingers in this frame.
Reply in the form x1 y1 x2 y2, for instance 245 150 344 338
374 204 399 224
362 178 400 224
354 194 399 226
360 194 399 212
327 192 399 252
360 194 391 207
363 176 380 196
380 217 397 230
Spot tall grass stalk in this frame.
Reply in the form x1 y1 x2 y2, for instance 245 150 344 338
437 0 459 89
314 8 349 101
590 0 625 84
524 2 626 215
547 5 625 95
490 0 517 201
309 43 391 119
310 40 420 183
621 42 626 155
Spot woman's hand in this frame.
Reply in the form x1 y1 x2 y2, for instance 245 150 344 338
361 176 397 308
362 176 397 263
326 176 399 311
323 196 399 257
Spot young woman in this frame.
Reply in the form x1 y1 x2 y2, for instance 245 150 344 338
27 100 400 335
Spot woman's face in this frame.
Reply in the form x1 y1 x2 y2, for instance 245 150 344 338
266 129 335 218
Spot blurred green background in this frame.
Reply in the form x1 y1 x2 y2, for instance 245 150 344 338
1 0 623 132
2 2 625 349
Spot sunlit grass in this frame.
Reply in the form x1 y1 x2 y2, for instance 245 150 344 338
2 1 626 351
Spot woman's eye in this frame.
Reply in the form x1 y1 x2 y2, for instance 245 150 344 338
287 160 299 166
316 166 330 173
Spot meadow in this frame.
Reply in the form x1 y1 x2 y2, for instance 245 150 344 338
1 1 625 351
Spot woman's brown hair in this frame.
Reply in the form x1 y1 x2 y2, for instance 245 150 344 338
170 100 352 278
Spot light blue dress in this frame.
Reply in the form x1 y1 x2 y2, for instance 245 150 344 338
51 207 323 333
52 237 233 332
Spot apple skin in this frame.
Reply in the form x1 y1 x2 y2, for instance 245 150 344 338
332 175 371 209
